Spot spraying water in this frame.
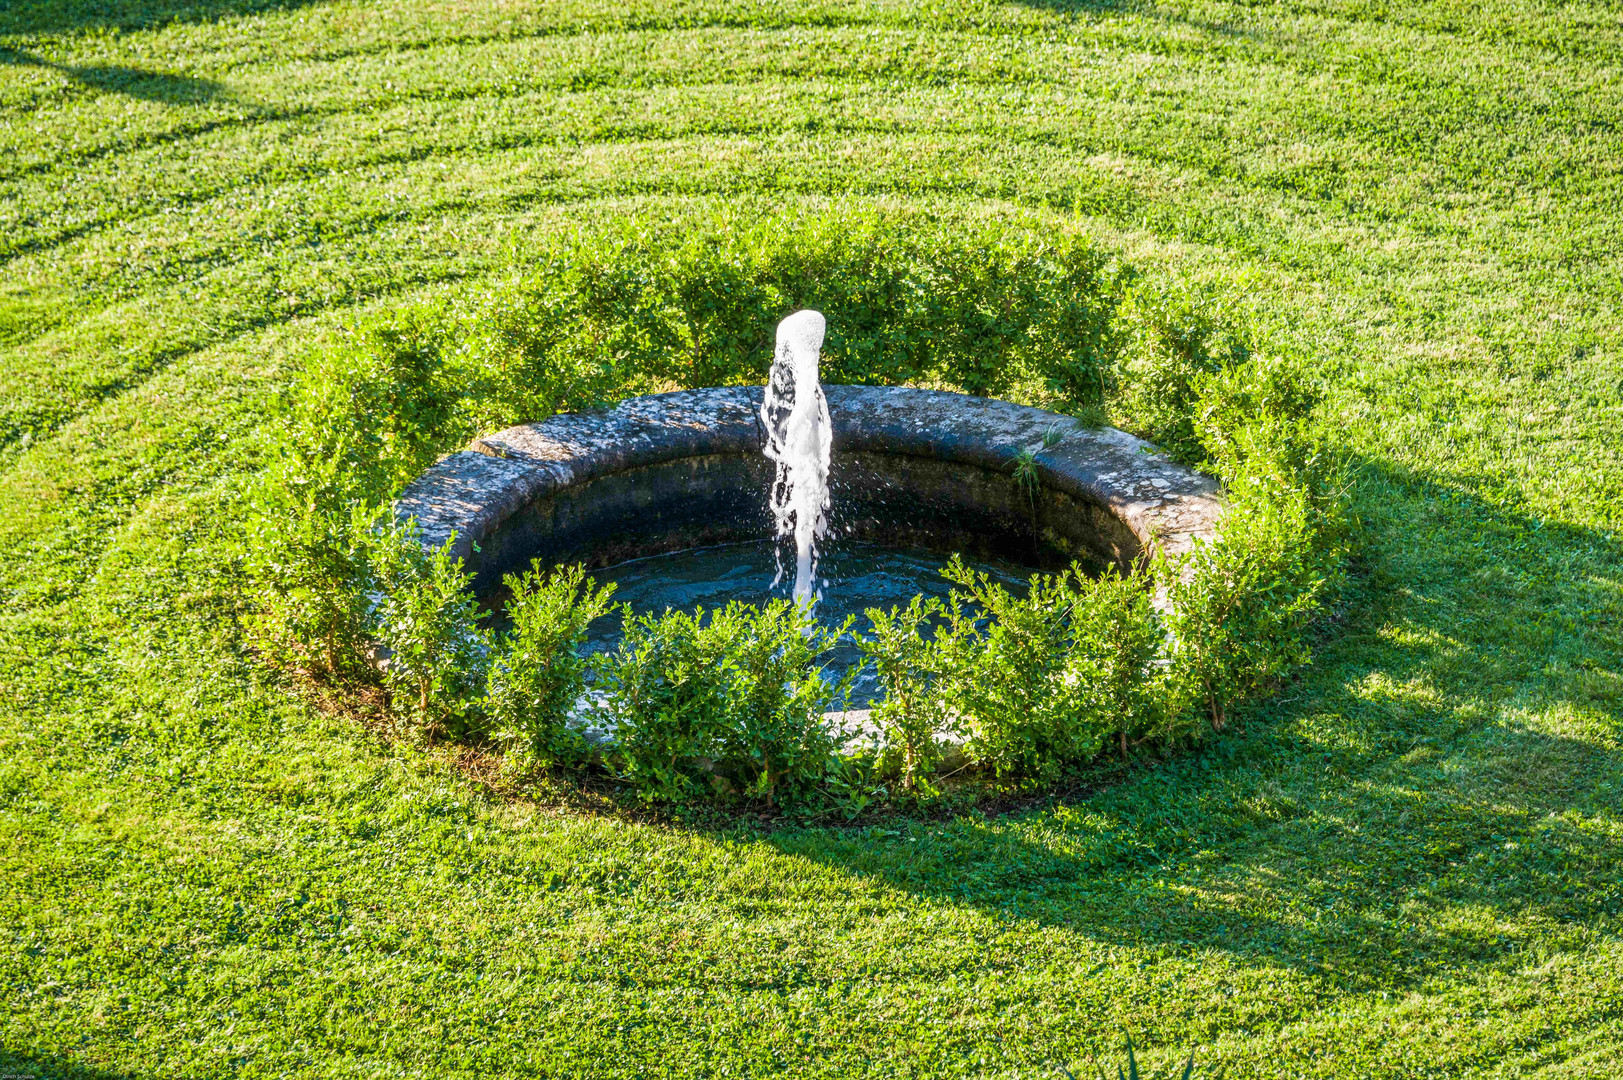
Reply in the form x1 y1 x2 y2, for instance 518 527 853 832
761 309 832 606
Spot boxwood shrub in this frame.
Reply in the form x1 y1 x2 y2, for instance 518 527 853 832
243 204 1349 811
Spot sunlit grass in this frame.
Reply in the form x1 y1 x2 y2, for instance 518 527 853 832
1 0 1620 1076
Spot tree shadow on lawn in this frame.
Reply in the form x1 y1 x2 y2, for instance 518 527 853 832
1012 0 1279 49
0 0 321 37
0 45 226 104
760 456 1623 995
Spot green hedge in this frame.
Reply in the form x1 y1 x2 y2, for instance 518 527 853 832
264 206 1121 511
243 206 1350 813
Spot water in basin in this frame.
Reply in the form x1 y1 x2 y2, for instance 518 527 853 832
580 539 1030 706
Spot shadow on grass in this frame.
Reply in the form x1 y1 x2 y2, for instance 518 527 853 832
1010 0 1140 11
0 46 224 104
755 456 1623 993
0 0 319 36
1012 0 1264 46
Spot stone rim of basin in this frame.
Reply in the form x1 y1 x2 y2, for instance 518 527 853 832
394 384 1224 568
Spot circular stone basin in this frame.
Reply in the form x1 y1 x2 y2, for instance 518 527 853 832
394 386 1225 599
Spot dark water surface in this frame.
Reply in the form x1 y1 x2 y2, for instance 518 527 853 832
579 540 1031 705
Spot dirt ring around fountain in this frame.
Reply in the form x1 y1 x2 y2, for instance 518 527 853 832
394 385 1225 593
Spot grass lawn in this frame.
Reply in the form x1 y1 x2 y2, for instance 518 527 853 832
3 0 1622 1075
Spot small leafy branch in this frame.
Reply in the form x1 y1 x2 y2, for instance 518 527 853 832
486 562 619 769
857 595 952 792
370 523 492 742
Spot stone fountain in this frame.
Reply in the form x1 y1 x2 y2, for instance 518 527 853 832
394 310 1223 610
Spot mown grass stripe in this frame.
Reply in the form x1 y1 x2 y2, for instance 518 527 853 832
6 63 1609 304
6 18 1613 191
